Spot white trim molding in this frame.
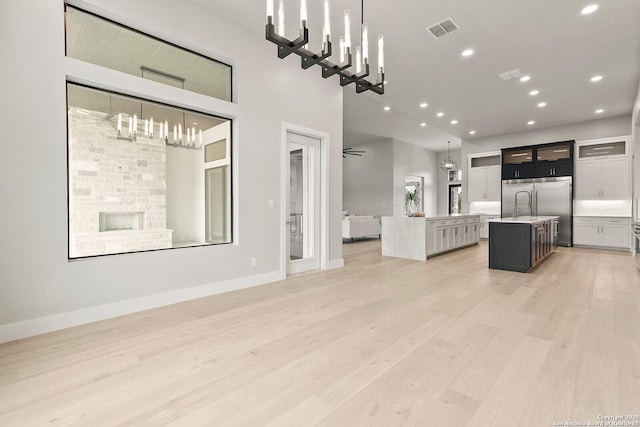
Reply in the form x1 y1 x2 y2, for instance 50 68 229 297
0 271 282 344
280 122 332 276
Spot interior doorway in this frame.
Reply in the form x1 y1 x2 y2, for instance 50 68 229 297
449 184 462 214
286 131 321 274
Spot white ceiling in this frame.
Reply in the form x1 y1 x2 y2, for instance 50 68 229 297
194 0 640 152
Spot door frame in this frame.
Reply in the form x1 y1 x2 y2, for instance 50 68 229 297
280 122 330 277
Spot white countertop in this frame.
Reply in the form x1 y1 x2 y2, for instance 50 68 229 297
488 216 559 224
383 214 480 221
573 215 631 218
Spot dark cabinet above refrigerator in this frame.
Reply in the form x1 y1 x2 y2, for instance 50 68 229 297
502 147 534 179
502 140 574 180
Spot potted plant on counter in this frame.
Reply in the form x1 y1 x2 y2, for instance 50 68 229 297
405 188 420 216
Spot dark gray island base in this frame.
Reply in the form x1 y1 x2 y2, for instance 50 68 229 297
488 216 559 272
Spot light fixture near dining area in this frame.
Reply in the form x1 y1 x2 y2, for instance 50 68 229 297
440 141 459 173
265 0 385 94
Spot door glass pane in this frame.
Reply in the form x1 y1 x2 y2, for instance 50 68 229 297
449 185 462 214
290 146 312 261
205 166 230 243
204 139 227 162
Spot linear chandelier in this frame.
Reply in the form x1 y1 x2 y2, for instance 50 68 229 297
116 112 202 149
265 0 385 94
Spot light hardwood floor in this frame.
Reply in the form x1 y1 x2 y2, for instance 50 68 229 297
1 241 639 426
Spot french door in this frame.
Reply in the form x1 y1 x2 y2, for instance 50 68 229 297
287 132 321 274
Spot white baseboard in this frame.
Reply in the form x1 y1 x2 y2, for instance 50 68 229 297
326 258 344 269
0 270 283 344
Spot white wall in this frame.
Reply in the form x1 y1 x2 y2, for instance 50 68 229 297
0 0 343 341
460 115 632 213
393 140 439 217
342 139 394 216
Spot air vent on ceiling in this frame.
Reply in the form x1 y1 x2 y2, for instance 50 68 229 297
427 18 459 39
498 68 523 80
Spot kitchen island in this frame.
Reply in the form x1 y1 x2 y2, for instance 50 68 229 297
381 214 480 261
488 216 559 272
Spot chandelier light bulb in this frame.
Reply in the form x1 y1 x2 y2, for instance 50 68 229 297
266 0 274 19
343 10 351 50
300 0 307 28
339 36 345 63
355 46 362 74
377 35 384 72
322 0 331 42
362 23 369 63
149 117 153 137
276 0 285 36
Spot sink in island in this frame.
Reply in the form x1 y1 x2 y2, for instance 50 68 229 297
381 215 481 261
488 216 559 272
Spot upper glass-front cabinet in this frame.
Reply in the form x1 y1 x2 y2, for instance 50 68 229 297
578 141 627 159
537 143 572 161
65 5 232 102
502 148 533 165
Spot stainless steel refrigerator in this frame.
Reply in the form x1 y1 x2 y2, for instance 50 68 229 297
501 177 573 246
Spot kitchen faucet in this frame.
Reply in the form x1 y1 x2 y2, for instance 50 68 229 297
513 190 532 219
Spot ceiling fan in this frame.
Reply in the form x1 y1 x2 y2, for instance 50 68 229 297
343 147 366 158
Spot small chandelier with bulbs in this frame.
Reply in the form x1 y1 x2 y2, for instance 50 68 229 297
265 0 385 95
440 141 459 172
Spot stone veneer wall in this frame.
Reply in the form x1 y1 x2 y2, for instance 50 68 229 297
68 107 172 257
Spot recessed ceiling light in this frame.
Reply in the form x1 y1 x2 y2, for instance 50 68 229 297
529 90 539 96
450 120 458 125
420 102 428 108
469 130 476 135
437 112 444 117
384 106 391 111
595 108 604 114
520 75 531 82
192 122 198 125
420 122 427 127
461 49 474 57
581 4 599 15
590 75 603 82
527 120 535 125
537 102 547 108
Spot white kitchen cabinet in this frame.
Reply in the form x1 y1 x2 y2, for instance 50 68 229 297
479 214 500 239
575 138 630 201
573 217 630 249
467 152 501 202
573 218 600 246
427 216 480 256
468 167 501 201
